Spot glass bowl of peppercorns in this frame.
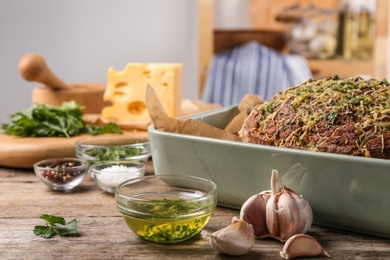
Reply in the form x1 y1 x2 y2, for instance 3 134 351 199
33 158 88 191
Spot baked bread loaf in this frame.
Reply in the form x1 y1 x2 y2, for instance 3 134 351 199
239 75 390 159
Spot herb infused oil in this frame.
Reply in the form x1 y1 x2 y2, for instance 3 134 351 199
120 191 214 243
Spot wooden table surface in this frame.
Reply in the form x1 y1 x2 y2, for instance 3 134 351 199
1 160 390 260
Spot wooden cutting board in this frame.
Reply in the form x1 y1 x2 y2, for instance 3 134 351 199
0 131 148 169
0 99 218 169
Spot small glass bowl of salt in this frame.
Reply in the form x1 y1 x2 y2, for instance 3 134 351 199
89 161 145 193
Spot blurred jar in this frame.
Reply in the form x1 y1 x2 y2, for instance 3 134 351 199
337 0 376 60
286 6 338 59
288 17 338 59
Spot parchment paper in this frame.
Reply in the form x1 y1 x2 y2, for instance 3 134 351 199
146 85 264 142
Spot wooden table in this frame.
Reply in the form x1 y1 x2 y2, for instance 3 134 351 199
1 160 389 260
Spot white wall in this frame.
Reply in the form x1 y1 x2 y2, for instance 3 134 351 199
0 0 199 124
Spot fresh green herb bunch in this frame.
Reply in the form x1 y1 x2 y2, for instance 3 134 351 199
33 214 78 239
0 101 122 138
84 122 123 136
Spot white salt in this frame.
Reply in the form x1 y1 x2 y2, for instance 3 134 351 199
97 165 142 187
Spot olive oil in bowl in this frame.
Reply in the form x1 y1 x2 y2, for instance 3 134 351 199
115 175 218 243
122 191 213 243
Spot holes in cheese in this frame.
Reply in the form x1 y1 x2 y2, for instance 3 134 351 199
115 81 128 89
127 101 147 116
102 63 182 124
113 81 129 100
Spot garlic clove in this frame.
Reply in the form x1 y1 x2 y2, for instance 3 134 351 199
265 191 279 238
289 190 313 234
239 190 271 238
266 169 313 242
280 234 331 259
209 217 255 256
266 169 283 237
275 190 300 241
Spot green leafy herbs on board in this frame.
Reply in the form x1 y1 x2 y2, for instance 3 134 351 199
85 145 142 161
85 122 122 136
0 101 122 138
33 214 79 239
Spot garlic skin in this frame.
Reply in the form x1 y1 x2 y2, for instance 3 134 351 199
209 217 255 256
239 190 271 238
280 234 331 259
266 169 313 242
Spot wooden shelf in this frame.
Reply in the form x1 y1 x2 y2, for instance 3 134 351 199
214 30 286 54
307 59 375 78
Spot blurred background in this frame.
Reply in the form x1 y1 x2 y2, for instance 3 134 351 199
0 0 388 123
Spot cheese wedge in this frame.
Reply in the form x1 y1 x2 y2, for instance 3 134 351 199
101 63 182 124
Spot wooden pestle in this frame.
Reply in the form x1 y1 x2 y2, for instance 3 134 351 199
18 53 71 90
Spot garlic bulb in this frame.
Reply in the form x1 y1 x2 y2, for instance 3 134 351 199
239 190 271 238
280 234 331 259
209 217 255 256
266 169 313 242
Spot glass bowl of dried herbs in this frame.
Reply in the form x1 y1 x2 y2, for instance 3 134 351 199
115 175 218 243
76 135 151 164
33 158 89 191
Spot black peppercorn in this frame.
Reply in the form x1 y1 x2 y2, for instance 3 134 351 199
41 161 83 184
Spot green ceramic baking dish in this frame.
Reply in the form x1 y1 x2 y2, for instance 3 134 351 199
148 105 390 239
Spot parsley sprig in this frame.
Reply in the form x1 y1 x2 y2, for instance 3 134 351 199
33 214 79 239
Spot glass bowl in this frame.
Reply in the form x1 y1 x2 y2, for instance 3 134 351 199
33 158 88 191
76 135 151 164
89 161 145 193
115 175 218 243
